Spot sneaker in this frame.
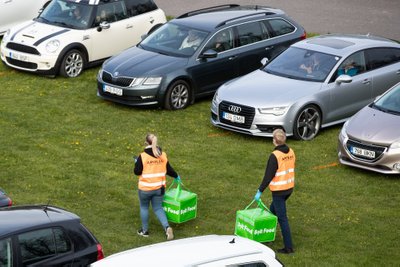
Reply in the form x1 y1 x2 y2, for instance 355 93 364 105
277 247 294 254
165 227 174 240
137 229 149 237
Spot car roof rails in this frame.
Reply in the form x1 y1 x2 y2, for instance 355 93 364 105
177 4 241 19
216 11 276 28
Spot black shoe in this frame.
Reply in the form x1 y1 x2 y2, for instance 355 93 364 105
277 248 294 254
137 229 149 237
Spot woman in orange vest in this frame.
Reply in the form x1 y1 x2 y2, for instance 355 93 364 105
134 133 180 240
254 129 295 254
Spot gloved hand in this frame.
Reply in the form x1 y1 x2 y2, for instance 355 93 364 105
254 190 262 201
175 175 181 182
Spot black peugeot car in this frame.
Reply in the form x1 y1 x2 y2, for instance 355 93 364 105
0 205 104 266
97 4 306 110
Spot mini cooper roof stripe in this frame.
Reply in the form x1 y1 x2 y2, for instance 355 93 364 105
11 22 35 41
33 29 70 46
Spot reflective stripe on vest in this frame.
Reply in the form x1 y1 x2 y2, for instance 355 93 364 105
269 149 295 191
139 152 167 191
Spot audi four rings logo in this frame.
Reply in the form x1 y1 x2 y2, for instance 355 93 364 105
228 105 241 113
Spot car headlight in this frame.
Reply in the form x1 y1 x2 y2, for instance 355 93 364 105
258 106 288 116
339 120 349 140
390 140 400 150
130 77 162 87
212 91 220 107
45 40 60 53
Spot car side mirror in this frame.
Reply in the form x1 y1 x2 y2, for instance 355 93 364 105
261 57 269 65
336 74 352 84
97 21 110 32
199 49 218 59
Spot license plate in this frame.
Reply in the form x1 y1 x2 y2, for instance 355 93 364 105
222 111 245 124
9 52 28 62
103 84 123 96
351 146 375 159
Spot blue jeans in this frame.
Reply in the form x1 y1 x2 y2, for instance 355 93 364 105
270 193 293 249
138 188 169 232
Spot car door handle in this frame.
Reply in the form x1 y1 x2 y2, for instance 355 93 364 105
126 24 133 29
149 17 155 24
265 46 274 50
228 56 237 60
362 79 371 85
4 0 12 3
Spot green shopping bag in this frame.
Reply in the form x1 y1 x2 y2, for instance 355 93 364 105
234 199 277 242
162 180 197 223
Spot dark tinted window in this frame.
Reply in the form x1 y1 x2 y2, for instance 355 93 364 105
236 21 265 47
237 263 267 267
266 18 295 37
54 228 72 253
0 238 13 267
19 229 56 265
125 0 157 17
95 1 127 25
366 47 400 70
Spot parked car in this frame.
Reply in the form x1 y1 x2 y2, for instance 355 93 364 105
0 205 104 266
0 0 166 77
338 82 400 174
211 34 400 140
97 4 306 110
90 234 283 267
0 188 12 207
0 0 50 36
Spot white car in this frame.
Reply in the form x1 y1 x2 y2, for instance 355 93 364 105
0 0 166 77
90 235 283 267
0 0 50 36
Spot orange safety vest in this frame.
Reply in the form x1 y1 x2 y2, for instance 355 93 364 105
138 152 168 191
269 149 295 191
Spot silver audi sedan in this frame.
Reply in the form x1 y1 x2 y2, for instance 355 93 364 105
210 34 400 140
338 82 400 174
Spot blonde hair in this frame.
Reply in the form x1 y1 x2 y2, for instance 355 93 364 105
146 133 161 158
273 129 286 146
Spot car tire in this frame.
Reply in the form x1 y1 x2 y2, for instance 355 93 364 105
293 105 321 140
164 80 191 110
59 49 85 78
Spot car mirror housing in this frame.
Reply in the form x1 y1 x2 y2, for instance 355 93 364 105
97 21 110 32
336 74 353 84
261 57 269 65
200 49 218 59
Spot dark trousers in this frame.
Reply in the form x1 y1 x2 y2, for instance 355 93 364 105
270 193 293 249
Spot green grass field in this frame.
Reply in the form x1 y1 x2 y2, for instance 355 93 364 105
1 54 399 266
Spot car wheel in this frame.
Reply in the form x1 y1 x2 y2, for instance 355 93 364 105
293 105 321 140
164 80 190 110
59 49 85 78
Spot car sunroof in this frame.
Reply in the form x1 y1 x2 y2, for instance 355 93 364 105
307 38 355 49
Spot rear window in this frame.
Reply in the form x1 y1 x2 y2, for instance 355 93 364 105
266 18 295 37
125 0 157 16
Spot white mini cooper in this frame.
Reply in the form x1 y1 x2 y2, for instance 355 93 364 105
0 0 166 77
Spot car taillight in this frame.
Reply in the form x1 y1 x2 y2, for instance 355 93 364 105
301 31 307 40
97 244 104 260
8 198 12 206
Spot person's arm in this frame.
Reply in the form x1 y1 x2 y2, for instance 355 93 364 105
166 161 178 178
134 155 143 175
258 153 278 192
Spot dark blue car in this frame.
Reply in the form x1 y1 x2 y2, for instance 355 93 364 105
97 4 306 110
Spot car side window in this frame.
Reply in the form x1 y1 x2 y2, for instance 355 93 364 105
236 21 265 47
264 18 295 37
337 51 366 77
96 1 127 24
125 0 157 17
365 47 400 71
203 28 234 53
0 238 13 267
18 228 72 265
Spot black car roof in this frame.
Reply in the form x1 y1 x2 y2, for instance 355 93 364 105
0 205 80 237
172 5 286 32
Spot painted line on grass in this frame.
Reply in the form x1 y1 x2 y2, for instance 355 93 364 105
207 132 232 137
312 162 339 170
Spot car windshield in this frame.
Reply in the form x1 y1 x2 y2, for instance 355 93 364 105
140 22 209 57
263 47 340 82
372 84 400 115
36 0 94 30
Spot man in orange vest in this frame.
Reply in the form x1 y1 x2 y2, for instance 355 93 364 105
254 129 295 254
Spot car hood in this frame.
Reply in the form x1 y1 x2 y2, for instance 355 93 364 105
102 47 187 77
346 106 400 144
217 70 322 107
8 21 70 46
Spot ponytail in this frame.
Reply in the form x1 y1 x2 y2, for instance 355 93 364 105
146 133 161 158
